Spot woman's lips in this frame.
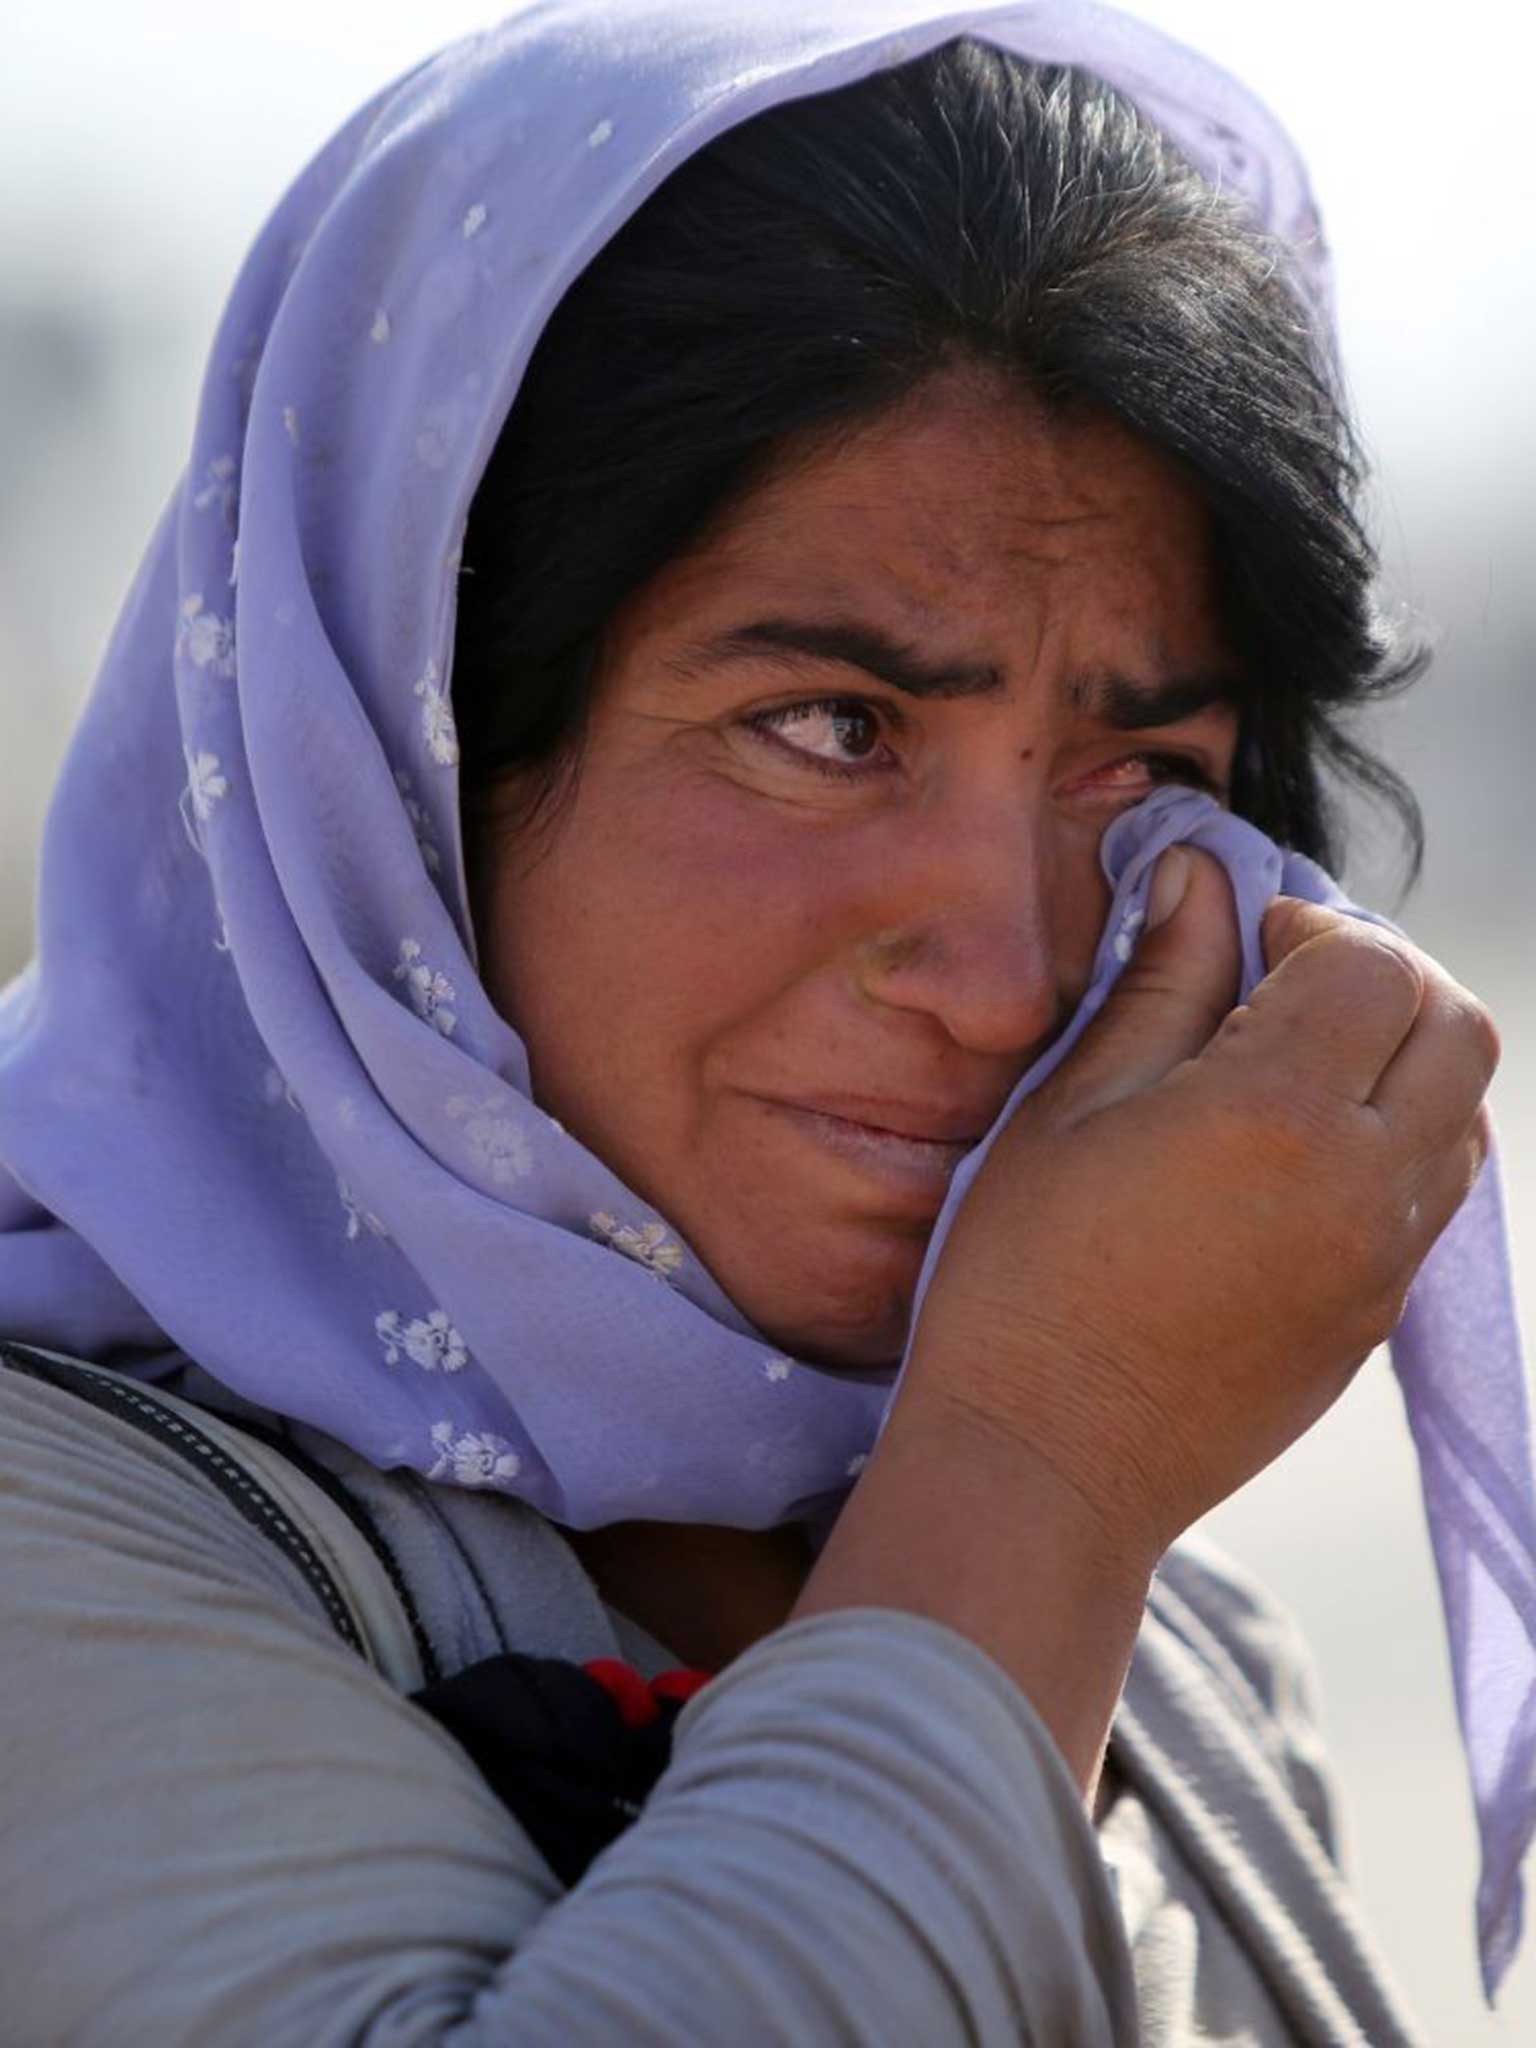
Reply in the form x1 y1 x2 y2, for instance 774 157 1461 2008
753 1096 988 1206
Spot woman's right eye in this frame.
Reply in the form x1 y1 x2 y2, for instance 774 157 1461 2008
740 697 897 780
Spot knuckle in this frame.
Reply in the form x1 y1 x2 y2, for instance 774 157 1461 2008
1408 953 1498 1067
1411 982 1501 1103
1263 894 1343 964
1460 995 1502 1077
1348 927 1427 1009
1261 918 1424 1030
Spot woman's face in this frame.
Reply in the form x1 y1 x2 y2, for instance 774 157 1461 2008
479 369 1239 1366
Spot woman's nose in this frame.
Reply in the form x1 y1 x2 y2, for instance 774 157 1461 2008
854 814 1089 1060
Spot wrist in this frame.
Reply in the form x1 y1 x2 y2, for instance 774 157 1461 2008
794 1384 1157 1794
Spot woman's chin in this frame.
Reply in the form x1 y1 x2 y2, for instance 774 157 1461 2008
706 1226 926 1372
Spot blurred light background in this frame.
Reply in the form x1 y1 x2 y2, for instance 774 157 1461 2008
3 2 1532 2036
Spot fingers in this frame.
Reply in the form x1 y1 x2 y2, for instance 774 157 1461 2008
1228 903 1426 1107
1045 848 1240 1121
1242 903 1497 1190
1372 962 1501 1150
1048 863 1499 1216
1261 895 1339 973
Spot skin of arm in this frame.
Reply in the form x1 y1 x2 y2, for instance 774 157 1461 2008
795 1384 1154 1801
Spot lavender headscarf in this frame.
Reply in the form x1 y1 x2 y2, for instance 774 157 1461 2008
0 0 1529 2000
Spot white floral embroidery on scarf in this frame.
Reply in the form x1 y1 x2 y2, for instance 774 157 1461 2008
762 1356 793 1383
394 938 457 1036
184 748 229 822
192 452 237 522
177 594 236 678
461 201 488 239
1112 905 1146 964
587 118 614 148
413 659 459 765
428 1420 521 1487
394 769 443 873
589 1212 685 1279
282 404 301 446
446 1094 533 1183
339 1178 388 1242
376 1307 468 1373
370 308 391 345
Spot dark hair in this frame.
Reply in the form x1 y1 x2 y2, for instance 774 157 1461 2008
452 41 1423 877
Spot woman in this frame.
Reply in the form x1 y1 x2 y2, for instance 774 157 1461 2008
0 2 1529 2041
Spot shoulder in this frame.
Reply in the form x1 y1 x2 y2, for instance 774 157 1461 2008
0 1345 360 1642
1151 1531 1339 1858
0 1344 560 2044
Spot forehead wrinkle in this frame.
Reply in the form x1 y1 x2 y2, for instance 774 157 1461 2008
731 442 1116 574
860 501 1114 587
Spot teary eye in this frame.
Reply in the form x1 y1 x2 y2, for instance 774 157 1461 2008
1093 752 1218 794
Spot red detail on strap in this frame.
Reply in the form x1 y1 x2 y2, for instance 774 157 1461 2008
650 1667 713 1705
584 1658 659 1727
584 1659 715 1727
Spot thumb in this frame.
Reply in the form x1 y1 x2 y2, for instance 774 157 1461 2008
1044 846 1242 1122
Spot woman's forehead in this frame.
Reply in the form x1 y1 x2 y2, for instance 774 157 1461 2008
626 375 1215 619
598 375 1232 711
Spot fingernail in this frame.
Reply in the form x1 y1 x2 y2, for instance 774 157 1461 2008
1147 847 1192 929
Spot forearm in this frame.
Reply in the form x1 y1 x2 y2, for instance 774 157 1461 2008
792 1386 1156 1801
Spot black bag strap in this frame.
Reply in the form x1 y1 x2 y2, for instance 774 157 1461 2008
0 1339 437 1683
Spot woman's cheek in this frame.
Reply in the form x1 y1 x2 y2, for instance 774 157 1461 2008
642 766 871 944
1049 816 1118 995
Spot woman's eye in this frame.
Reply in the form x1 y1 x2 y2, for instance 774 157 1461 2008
742 697 893 778
1082 751 1216 797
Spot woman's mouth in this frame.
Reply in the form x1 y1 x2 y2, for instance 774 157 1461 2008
751 1095 989 1208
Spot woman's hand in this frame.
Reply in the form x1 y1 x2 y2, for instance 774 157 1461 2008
794 850 1498 1793
904 848 1499 1567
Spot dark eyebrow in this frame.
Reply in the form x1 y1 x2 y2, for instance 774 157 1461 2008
675 618 1006 700
675 615 1239 726
1072 670 1240 731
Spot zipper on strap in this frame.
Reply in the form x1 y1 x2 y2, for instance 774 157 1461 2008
2 1340 369 1659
